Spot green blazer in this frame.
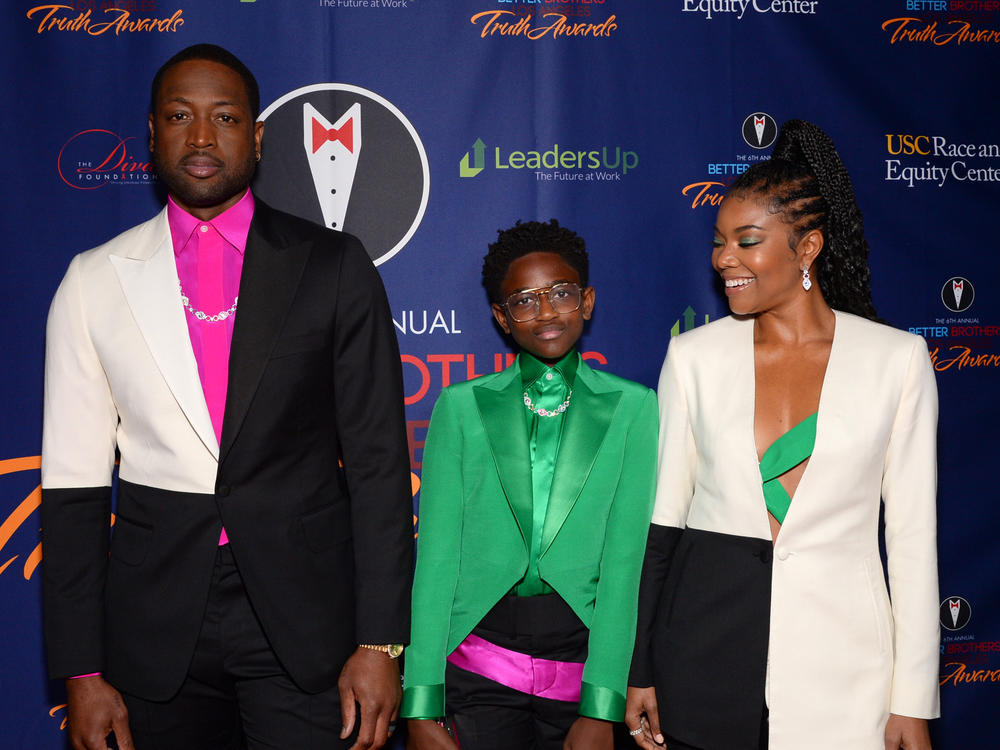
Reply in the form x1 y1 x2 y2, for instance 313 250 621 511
402 355 657 722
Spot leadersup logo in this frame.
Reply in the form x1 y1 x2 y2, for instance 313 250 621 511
884 133 1000 187
459 138 637 182
57 129 156 189
681 0 819 21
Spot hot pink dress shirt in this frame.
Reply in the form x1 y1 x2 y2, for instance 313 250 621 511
169 189 255 546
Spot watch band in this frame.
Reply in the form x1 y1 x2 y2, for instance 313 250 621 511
359 643 404 659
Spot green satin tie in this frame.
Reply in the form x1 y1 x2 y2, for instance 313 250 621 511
514 368 567 596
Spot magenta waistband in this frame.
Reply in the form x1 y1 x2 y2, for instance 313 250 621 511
446 633 584 702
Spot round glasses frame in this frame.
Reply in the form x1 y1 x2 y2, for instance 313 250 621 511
503 282 583 323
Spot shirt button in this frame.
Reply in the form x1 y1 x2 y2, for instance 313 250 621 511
545 373 553 380
776 548 789 561
200 225 209 233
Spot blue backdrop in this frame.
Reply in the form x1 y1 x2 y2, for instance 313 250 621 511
2 1 998 746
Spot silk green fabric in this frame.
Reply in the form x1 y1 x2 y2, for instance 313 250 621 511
401 356 658 725
759 412 818 524
400 683 445 720
515 352 578 596
579 682 625 722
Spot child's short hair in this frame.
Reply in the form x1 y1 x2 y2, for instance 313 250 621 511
482 219 589 304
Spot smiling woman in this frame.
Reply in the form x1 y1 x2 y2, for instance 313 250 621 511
626 120 941 750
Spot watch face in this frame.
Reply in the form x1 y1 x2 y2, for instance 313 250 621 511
388 644 404 658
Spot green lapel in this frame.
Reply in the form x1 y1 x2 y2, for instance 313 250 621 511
473 364 532 547
540 362 621 555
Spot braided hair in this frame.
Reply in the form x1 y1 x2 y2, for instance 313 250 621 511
482 219 589 304
728 120 878 320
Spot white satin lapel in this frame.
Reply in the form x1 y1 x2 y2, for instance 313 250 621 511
741 318 774 540
109 216 219 460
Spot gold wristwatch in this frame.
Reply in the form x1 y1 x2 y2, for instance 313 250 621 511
359 643 404 659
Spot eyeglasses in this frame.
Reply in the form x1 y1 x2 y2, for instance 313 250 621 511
503 282 583 323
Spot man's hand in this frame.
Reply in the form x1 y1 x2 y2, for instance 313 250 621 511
624 686 665 749
405 718 458 750
563 716 613 750
64 676 134 750
338 647 402 750
885 714 932 750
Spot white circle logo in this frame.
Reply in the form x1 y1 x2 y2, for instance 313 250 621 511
255 84 430 265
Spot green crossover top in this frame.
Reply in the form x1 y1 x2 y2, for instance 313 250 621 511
759 412 818 524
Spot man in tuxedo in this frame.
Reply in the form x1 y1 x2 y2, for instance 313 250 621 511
41 44 413 750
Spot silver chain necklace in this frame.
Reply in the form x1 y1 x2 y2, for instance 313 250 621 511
523 388 572 418
179 283 238 322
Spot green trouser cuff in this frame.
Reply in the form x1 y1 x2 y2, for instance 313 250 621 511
400 684 445 720
578 682 625 722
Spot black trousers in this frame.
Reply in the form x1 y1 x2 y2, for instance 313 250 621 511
663 706 768 750
122 545 353 750
444 593 589 750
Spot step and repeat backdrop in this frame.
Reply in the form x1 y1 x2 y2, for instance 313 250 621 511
1 1 998 747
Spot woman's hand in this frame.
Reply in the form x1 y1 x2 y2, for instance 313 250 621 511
563 716 613 750
405 718 458 750
625 686 665 748
884 714 932 750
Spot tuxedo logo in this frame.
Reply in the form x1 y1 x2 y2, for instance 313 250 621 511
941 277 974 313
742 112 777 150
256 84 430 266
939 596 971 631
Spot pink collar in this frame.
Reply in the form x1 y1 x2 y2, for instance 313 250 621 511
167 189 255 257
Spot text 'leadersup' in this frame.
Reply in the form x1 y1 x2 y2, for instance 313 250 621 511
494 145 638 174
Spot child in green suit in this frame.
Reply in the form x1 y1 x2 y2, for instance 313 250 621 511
402 220 657 750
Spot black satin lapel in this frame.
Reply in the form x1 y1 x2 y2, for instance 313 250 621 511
219 214 311 463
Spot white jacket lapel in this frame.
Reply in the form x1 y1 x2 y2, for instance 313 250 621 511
108 211 219 459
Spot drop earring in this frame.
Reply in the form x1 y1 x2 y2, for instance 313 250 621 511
801 266 812 291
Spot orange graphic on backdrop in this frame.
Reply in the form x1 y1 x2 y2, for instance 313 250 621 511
471 10 618 40
26 4 184 35
0 456 42 581
929 346 1000 371
682 181 726 210
882 17 1000 45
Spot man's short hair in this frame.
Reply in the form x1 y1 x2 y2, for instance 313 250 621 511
150 43 260 119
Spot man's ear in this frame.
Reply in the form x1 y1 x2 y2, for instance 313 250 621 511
491 303 511 335
148 113 155 152
253 120 264 161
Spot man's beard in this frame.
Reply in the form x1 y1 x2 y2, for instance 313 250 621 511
153 149 256 210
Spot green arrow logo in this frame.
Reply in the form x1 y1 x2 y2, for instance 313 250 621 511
459 138 485 178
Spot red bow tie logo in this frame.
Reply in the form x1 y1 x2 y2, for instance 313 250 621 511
953 280 963 293
312 117 354 154
755 117 765 127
